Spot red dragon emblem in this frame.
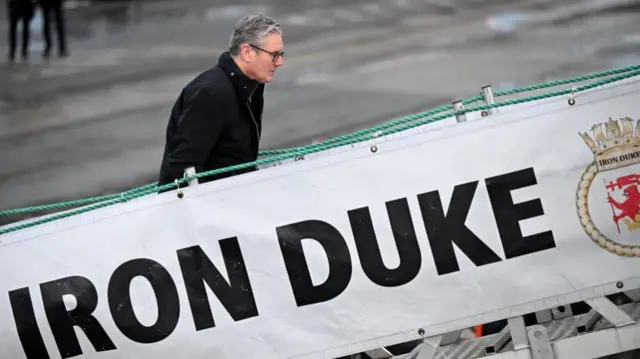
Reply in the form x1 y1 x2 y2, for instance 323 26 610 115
605 174 640 233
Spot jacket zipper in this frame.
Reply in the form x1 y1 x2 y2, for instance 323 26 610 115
246 102 260 146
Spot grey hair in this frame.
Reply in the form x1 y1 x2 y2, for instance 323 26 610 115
229 14 282 56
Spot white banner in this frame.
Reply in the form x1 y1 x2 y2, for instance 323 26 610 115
1 77 640 359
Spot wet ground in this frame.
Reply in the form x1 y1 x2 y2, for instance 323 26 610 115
1 0 640 225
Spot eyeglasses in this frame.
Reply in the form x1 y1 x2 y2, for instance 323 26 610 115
249 44 285 62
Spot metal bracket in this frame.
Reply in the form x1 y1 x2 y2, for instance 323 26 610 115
576 296 636 334
481 85 498 117
509 316 529 350
535 309 553 323
575 308 602 334
184 166 199 187
527 325 555 359
585 297 636 327
452 100 467 123
485 316 529 354
485 323 511 354
552 304 573 320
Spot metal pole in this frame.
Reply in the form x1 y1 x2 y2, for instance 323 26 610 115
184 167 199 187
481 85 498 116
452 100 467 123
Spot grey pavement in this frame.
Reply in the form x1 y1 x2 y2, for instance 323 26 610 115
1 0 640 226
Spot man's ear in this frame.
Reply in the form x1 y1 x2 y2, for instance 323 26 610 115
239 44 253 62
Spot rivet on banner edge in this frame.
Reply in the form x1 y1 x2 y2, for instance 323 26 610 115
370 131 382 153
568 85 577 106
175 179 184 199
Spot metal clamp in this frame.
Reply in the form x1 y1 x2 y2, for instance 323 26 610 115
184 167 199 187
453 100 467 123
527 325 555 359
568 85 577 106
370 131 382 153
481 85 498 117
175 179 184 199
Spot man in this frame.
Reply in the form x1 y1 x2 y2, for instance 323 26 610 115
38 0 69 58
157 14 284 190
6 0 35 63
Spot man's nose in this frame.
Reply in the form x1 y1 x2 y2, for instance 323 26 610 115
275 56 284 67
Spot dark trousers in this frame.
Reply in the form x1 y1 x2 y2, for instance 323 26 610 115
7 1 34 61
40 1 68 57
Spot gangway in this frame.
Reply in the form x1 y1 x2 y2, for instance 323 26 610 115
352 289 640 359
1 65 639 359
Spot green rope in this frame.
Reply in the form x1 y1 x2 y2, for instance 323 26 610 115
492 64 640 96
257 96 481 157
0 97 474 217
4 64 637 218
258 64 640 156
0 183 159 216
0 99 471 218
1 65 639 232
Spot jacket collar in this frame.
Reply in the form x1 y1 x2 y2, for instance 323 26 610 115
217 51 260 103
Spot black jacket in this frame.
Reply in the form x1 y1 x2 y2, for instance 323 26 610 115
158 51 265 189
8 0 35 20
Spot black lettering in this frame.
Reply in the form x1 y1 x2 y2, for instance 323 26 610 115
276 220 352 307
620 151 640 162
8 287 51 359
348 198 421 287
108 259 179 344
599 157 618 167
485 168 556 258
40 276 116 358
418 181 502 276
177 240 258 331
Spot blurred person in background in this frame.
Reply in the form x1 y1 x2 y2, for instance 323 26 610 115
37 0 68 58
157 14 285 191
6 0 35 63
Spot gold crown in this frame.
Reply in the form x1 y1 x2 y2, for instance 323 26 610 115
580 117 640 155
